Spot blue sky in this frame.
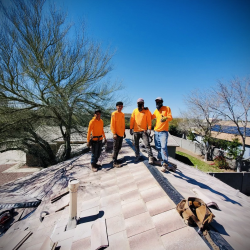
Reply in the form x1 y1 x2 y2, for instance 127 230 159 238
54 0 250 116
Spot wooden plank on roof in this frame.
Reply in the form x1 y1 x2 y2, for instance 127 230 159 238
0 230 32 250
50 188 69 203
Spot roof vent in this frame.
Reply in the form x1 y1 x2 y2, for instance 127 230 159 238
66 179 79 231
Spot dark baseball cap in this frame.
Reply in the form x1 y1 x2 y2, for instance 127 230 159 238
155 97 163 101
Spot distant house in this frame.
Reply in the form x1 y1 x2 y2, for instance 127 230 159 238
26 126 88 166
194 121 250 159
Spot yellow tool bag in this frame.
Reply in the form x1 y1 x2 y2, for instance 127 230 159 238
176 197 219 250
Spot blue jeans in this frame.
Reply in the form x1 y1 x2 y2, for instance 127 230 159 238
91 141 102 164
154 131 169 165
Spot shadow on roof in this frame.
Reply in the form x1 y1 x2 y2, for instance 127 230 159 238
172 170 242 206
211 219 230 236
175 154 194 166
78 210 104 225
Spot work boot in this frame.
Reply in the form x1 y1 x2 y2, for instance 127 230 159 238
148 157 154 165
161 163 169 172
91 163 98 172
135 155 140 162
95 163 102 170
116 158 124 164
168 164 176 172
113 161 121 168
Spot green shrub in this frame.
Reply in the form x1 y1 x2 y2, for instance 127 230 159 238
169 124 179 136
187 131 196 141
125 117 130 129
214 155 229 169
227 138 242 160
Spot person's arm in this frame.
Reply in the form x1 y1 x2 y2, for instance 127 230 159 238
102 121 107 143
161 107 173 122
87 120 93 146
130 111 135 129
151 112 156 120
147 111 152 130
101 121 106 139
123 114 126 138
166 107 173 121
130 111 135 135
110 113 116 135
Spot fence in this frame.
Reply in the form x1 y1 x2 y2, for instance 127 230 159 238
208 172 250 196
172 136 203 155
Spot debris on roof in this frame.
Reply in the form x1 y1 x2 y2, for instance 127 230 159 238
0 230 32 250
50 188 69 203
0 139 249 249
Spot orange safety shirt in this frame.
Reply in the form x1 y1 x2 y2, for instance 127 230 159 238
110 111 125 137
87 117 106 142
130 108 152 132
151 106 173 132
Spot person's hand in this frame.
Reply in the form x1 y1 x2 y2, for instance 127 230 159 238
87 142 90 147
160 116 167 122
124 132 126 138
103 138 107 144
147 130 151 135
113 134 117 139
130 129 133 135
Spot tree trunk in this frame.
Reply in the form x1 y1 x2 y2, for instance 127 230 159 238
236 157 242 172
64 128 71 160
204 151 208 161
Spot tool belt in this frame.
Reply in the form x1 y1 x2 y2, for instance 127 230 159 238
176 197 219 250
90 135 103 147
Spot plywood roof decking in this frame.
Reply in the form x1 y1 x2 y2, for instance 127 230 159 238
0 141 249 249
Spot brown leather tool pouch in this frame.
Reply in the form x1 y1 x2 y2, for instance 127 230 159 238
176 197 219 250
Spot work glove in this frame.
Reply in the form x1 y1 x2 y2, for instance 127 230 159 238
87 142 90 148
113 134 117 139
124 132 126 138
160 116 167 122
130 129 133 135
147 130 151 135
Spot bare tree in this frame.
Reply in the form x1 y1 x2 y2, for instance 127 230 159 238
181 90 220 161
211 77 250 171
0 0 123 164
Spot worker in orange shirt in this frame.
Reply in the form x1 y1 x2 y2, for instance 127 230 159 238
111 101 126 168
87 109 106 172
152 97 175 172
130 98 154 164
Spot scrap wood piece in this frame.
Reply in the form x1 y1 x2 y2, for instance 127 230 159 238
54 196 69 213
50 188 69 203
192 188 220 209
0 230 32 250
91 217 108 250
39 236 58 250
